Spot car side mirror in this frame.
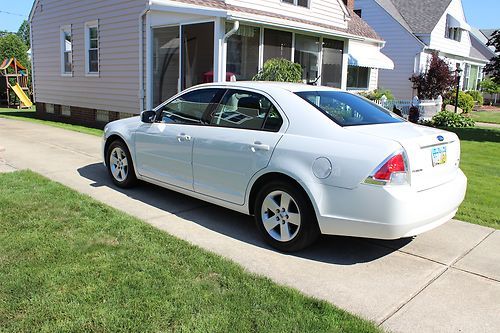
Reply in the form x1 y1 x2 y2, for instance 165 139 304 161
141 110 156 123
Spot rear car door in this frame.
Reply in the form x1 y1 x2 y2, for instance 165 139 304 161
134 88 223 189
192 89 286 205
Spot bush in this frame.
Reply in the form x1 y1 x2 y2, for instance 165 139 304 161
444 90 475 113
431 111 475 128
409 52 455 99
358 88 394 101
253 58 302 83
466 90 484 106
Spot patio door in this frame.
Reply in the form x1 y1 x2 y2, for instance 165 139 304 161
152 22 214 107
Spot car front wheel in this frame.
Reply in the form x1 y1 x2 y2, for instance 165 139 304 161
106 140 137 188
254 181 320 252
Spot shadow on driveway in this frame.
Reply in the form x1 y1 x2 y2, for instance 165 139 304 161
78 163 412 265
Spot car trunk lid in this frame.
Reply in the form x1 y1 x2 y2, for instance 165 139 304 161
346 122 461 191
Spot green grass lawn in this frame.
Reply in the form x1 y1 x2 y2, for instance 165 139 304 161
446 127 500 229
470 111 500 124
0 171 380 333
0 108 103 136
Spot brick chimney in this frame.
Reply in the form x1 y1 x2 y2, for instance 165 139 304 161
342 0 355 11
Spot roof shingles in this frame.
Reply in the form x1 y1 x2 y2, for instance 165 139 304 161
167 0 381 40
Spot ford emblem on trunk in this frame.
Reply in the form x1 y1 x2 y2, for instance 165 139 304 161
437 135 444 142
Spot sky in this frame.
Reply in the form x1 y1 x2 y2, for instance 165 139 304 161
0 0 499 32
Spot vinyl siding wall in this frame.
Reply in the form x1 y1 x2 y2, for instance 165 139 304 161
225 0 348 29
355 0 423 99
31 0 147 114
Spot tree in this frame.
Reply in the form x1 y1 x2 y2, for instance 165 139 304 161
16 20 30 48
480 78 500 105
410 52 455 99
0 34 29 66
484 30 500 84
253 58 303 82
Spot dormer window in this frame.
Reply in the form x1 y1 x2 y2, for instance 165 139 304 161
445 14 470 42
282 0 309 8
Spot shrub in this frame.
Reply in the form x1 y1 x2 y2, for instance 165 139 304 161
466 90 484 106
444 90 475 113
431 111 475 128
358 88 394 101
253 58 302 83
409 52 455 99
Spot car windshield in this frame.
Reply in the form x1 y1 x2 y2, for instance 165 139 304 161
295 91 404 127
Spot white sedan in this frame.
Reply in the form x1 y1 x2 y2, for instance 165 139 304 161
103 82 467 251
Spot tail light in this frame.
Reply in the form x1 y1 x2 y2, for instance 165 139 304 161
364 151 408 185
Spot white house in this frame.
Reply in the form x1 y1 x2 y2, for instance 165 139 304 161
29 0 394 127
354 0 491 99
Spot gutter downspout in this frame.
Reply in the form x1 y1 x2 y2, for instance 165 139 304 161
221 21 239 82
139 3 151 111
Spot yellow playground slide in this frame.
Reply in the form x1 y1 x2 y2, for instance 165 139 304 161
11 83 33 108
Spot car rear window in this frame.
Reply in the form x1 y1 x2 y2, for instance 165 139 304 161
295 91 404 126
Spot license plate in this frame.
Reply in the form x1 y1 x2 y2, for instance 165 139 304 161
431 146 447 166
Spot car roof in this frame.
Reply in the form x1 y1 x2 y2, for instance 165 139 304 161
192 81 343 93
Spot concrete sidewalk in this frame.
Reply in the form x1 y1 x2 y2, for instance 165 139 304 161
1 117 499 332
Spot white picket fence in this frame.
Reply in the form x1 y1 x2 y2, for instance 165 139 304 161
374 95 443 121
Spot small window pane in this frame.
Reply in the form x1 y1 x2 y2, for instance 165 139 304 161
64 52 72 72
263 29 292 63
90 27 98 39
64 31 72 51
297 0 308 7
282 0 294 3
347 66 370 89
159 89 221 125
226 24 260 81
210 90 276 130
90 39 98 49
89 50 98 72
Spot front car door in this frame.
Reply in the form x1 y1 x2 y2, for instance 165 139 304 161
134 88 223 190
192 89 286 204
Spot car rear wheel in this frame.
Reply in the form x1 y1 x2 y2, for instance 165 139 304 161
254 181 320 252
106 140 137 188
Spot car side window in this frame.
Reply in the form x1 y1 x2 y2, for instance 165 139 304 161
158 89 221 125
210 90 283 131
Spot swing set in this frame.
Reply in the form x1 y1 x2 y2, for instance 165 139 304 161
0 58 33 108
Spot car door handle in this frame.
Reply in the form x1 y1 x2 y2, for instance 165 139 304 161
250 141 270 152
177 133 191 142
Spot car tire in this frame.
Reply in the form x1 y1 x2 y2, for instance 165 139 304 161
106 140 137 188
254 181 320 252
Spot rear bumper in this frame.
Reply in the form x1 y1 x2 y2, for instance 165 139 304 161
316 169 467 239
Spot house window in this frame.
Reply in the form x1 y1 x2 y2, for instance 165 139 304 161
61 105 71 116
263 29 292 63
294 34 320 83
46 103 55 114
354 9 362 17
60 25 72 75
282 0 309 7
462 63 470 90
85 20 99 74
226 24 260 81
445 18 462 42
96 110 109 122
347 65 370 89
322 38 344 88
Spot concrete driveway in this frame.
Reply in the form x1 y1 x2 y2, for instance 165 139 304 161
1 117 499 332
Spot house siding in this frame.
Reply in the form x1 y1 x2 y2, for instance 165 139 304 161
355 0 423 99
225 0 348 29
31 0 147 114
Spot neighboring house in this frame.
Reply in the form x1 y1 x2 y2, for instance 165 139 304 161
355 0 491 99
29 0 393 126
